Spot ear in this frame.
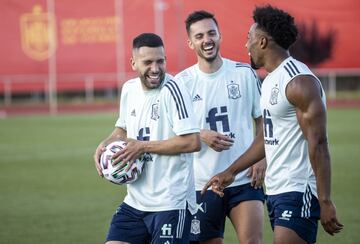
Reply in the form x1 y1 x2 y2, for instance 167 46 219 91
187 38 195 50
260 36 269 49
130 57 136 71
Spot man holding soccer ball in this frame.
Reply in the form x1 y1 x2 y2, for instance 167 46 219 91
94 33 201 244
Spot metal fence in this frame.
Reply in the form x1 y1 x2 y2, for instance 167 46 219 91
1 68 360 114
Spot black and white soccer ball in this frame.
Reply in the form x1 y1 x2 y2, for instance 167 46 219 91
100 140 146 185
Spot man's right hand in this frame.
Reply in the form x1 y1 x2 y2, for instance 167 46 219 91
200 129 234 152
320 200 344 235
201 170 235 197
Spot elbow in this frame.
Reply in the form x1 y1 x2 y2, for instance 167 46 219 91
187 133 201 152
310 135 329 150
193 138 201 152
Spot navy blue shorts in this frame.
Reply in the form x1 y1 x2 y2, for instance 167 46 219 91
266 189 320 244
106 202 191 243
189 183 265 241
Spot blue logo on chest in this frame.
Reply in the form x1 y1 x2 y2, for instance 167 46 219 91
227 81 241 99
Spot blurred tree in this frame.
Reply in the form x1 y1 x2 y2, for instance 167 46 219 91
290 21 337 67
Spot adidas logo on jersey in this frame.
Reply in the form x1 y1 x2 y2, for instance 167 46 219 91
192 94 202 102
131 109 136 117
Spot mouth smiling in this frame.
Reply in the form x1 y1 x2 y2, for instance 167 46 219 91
146 73 161 84
202 43 215 54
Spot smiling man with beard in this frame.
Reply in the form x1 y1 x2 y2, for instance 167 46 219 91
94 33 201 244
176 10 266 244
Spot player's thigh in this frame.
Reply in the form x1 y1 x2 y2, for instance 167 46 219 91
267 191 319 244
226 184 265 243
229 200 264 243
273 226 307 244
106 241 129 244
189 190 227 241
106 203 149 243
147 208 192 244
196 238 223 244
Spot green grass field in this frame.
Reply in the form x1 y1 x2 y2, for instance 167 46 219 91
0 109 359 243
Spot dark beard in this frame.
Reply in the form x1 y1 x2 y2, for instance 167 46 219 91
204 55 218 63
250 57 260 70
140 71 165 89
200 45 219 63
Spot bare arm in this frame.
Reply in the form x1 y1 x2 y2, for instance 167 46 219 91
202 129 265 196
247 116 267 188
112 132 201 166
143 132 201 154
286 75 343 235
93 127 127 176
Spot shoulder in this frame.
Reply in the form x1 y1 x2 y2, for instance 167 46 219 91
281 57 317 81
122 77 139 91
175 65 197 84
162 75 187 96
224 58 258 80
120 78 138 98
286 75 323 107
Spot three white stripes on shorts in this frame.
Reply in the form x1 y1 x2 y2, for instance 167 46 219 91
176 209 186 238
301 185 312 218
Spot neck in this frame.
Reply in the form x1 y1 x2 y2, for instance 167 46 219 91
263 48 290 73
197 55 223 74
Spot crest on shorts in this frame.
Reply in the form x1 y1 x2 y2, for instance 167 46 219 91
269 85 279 105
151 103 160 120
227 81 241 99
190 218 201 235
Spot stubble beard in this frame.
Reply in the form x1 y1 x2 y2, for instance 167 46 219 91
200 46 219 63
250 57 260 70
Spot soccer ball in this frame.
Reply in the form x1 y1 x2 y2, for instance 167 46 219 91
100 140 146 185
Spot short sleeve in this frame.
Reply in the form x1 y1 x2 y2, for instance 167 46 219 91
162 79 200 135
115 84 128 129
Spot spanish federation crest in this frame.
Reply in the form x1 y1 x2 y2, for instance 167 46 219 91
151 103 160 120
227 81 241 99
269 85 279 105
190 218 201 235
20 5 57 61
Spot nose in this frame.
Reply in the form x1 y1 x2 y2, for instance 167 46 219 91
150 63 160 73
203 34 211 43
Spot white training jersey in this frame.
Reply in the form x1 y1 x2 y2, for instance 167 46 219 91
115 74 199 214
260 56 326 196
176 58 262 190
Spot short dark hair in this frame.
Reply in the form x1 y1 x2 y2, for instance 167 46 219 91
253 5 298 50
185 10 218 35
132 33 164 49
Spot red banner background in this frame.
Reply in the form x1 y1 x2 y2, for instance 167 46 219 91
1 0 359 93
